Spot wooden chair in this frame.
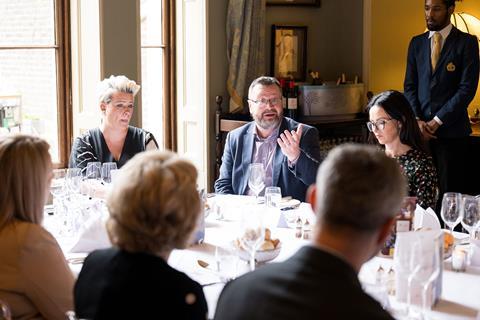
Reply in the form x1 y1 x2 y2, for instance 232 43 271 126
214 96 248 180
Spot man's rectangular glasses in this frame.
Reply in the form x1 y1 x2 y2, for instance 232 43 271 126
248 98 282 107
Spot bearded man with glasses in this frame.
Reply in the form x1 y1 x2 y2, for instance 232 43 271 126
214 76 321 201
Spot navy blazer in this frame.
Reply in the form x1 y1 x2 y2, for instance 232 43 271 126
404 26 479 138
214 246 395 320
214 117 320 202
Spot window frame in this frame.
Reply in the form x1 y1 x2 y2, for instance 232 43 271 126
0 0 72 168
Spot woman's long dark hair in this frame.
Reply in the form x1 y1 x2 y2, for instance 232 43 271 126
366 90 428 154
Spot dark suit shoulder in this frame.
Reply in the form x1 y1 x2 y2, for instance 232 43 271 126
75 249 207 320
215 246 393 320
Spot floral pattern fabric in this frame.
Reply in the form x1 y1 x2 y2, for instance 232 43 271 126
396 149 438 210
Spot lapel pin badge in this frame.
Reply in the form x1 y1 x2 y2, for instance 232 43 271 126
446 62 456 72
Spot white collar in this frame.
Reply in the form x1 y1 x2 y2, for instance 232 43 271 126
428 23 453 40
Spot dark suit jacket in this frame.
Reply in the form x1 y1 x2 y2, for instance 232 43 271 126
214 246 394 320
214 117 321 201
404 26 479 138
74 248 208 320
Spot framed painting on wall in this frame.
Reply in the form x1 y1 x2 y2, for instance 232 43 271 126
267 0 320 6
271 25 307 81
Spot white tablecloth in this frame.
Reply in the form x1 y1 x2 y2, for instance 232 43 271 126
52 195 480 320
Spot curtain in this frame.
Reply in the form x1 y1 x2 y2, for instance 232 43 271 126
226 0 266 113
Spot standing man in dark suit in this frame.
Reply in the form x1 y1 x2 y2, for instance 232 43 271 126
404 0 479 212
214 76 320 201
214 144 406 320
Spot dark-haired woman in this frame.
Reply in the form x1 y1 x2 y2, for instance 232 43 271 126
366 90 438 209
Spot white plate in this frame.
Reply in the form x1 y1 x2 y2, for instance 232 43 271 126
279 199 301 210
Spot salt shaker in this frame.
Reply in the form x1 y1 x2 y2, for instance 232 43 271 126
375 265 385 285
295 217 303 238
303 219 311 240
387 267 395 295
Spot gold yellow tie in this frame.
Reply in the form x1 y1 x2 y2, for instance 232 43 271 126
431 32 442 72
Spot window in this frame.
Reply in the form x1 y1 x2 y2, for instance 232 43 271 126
140 0 165 148
0 0 70 165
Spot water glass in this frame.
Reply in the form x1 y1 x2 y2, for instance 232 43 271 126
101 162 118 184
215 246 239 282
265 187 282 208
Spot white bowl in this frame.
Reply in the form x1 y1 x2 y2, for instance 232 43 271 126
236 242 282 263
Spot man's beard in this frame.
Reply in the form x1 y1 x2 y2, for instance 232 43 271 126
252 110 282 130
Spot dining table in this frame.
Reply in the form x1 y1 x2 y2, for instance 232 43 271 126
48 194 480 320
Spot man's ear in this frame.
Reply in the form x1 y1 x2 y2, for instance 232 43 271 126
448 5 455 16
377 217 395 245
100 102 106 113
306 184 317 212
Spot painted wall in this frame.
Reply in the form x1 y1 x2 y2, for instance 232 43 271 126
266 0 363 83
100 0 141 125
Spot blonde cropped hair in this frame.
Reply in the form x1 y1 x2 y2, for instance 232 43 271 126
0 134 51 230
106 150 200 254
98 75 141 104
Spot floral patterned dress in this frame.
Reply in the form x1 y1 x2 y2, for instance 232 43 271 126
395 149 438 210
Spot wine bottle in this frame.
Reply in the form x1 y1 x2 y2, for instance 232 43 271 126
287 81 298 120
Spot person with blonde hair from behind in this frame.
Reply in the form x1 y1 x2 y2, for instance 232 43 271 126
0 134 74 320
69 75 158 172
74 150 208 319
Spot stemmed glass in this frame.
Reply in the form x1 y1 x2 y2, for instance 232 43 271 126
406 241 424 319
440 193 462 235
248 163 265 202
66 168 82 196
84 162 102 197
50 169 67 199
85 162 101 180
101 162 118 184
238 206 265 271
460 195 480 240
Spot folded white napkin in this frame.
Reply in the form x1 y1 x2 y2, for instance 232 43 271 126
69 204 111 253
413 204 441 230
470 239 480 267
394 230 443 306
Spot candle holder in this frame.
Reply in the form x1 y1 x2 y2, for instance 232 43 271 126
452 246 468 272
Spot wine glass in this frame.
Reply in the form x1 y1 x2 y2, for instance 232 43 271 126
248 163 265 202
85 162 101 180
238 206 265 271
406 241 424 319
101 162 118 184
440 192 462 235
84 162 102 197
460 195 480 240
66 168 82 195
50 169 67 199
